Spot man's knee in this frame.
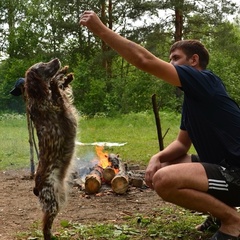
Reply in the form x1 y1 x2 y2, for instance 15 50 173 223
152 168 176 200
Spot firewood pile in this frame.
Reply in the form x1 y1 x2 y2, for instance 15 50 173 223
74 148 146 195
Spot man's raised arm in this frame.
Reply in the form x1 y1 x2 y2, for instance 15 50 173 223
79 11 181 87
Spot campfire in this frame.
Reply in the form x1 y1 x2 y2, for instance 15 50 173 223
75 146 146 195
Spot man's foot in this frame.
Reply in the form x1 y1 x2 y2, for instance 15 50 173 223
196 215 221 232
210 230 239 240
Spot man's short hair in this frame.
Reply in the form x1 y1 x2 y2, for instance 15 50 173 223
170 40 209 69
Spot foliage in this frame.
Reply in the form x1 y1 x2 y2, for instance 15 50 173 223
0 57 33 112
0 0 240 115
208 22 240 103
72 57 109 115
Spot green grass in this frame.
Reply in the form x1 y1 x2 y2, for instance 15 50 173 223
0 110 191 170
77 110 196 167
16 208 213 240
0 113 30 170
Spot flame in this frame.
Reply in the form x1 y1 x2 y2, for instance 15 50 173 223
95 146 119 174
113 167 119 174
96 146 109 169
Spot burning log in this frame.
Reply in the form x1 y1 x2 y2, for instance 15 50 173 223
85 165 104 194
103 166 116 183
84 149 134 195
108 153 120 168
102 153 120 183
111 161 129 194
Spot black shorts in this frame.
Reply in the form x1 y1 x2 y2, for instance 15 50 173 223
191 154 240 206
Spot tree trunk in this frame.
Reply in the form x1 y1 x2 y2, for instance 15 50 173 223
100 0 113 91
7 0 15 58
174 7 183 42
174 2 183 98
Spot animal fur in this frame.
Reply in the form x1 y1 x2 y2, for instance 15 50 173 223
25 58 78 240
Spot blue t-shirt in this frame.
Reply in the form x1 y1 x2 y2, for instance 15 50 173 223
175 65 240 167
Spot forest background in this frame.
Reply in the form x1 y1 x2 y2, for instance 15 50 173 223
0 0 240 117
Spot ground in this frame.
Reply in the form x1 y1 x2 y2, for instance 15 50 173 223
0 169 168 240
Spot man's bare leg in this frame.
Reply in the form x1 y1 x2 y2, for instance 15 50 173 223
162 154 221 232
152 163 240 237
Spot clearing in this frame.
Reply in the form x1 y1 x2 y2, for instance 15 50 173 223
0 169 211 239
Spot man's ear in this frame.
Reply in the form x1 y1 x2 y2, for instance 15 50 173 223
189 54 199 67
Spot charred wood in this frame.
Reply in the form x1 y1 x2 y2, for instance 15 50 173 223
128 171 145 188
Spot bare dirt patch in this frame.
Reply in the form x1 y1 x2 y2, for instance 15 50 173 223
0 169 166 240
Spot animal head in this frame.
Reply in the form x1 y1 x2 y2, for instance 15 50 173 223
27 58 61 80
25 58 61 100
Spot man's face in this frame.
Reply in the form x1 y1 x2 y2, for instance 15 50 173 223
169 49 190 66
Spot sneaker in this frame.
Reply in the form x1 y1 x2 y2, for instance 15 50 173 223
196 215 221 232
